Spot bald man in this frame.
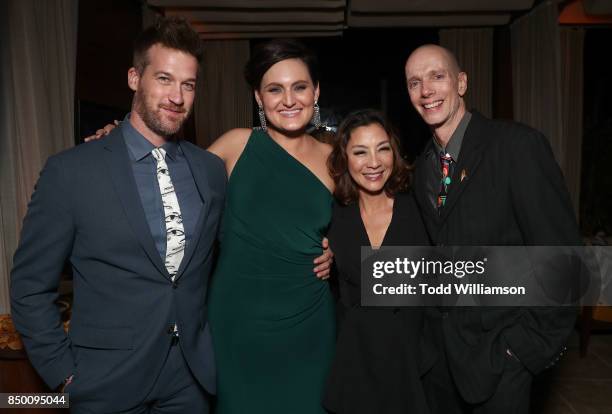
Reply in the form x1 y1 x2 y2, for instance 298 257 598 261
405 45 580 413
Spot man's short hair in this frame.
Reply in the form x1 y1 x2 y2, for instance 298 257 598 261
133 16 203 74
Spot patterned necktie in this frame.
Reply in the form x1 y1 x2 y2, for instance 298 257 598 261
151 148 185 280
437 151 453 209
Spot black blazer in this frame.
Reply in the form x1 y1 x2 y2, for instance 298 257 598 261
324 192 436 414
413 112 581 403
10 129 226 412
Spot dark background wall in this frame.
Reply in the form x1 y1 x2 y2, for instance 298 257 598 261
580 27 612 234
76 0 142 137
299 28 438 161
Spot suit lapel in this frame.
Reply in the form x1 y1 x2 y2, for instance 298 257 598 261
174 142 211 280
438 113 489 224
102 130 170 279
413 142 440 231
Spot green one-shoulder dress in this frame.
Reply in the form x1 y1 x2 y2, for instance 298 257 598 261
208 129 335 414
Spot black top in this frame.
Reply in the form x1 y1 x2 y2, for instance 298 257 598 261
323 191 436 414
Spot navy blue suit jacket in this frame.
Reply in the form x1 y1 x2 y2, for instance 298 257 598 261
10 129 226 411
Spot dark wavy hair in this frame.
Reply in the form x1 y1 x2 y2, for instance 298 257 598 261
244 39 319 90
328 109 412 205
133 17 203 74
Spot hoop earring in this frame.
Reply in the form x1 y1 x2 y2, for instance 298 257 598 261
312 101 322 129
258 105 267 131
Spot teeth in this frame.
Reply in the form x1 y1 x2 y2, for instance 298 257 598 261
424 101 442 109
280 109 300 115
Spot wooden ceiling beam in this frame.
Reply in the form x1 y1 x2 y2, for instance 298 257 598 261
350 0 534 13
348 13 511 27
191 22 345 33
164 9 345 24
198 31 343 40
149 0 345 9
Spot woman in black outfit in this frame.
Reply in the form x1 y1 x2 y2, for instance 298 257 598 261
324 109 436 414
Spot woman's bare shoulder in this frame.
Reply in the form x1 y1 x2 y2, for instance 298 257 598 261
207 128 252 160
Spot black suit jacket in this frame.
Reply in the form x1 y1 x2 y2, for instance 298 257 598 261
10 129 226 412
413 112 580 403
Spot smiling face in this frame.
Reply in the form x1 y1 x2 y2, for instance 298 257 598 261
405 45 467 144
255 58 319 134
128 43 198 140
347 123 394 196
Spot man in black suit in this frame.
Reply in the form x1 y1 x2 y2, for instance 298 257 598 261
405 44 580 413
10 18 225 413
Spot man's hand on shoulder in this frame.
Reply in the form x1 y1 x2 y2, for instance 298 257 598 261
83 120 120 142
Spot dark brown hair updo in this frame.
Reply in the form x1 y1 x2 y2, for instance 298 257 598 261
244 39 320 90
328 109 412 205
133 17 204 74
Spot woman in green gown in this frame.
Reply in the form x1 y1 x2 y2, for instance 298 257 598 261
207 39 336 413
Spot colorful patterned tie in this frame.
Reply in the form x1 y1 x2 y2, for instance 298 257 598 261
437 151 453 209
151 148 185 280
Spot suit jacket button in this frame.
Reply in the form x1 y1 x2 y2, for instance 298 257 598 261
172 281 178 289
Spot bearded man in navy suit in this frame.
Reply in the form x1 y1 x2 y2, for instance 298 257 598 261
10 18 225 413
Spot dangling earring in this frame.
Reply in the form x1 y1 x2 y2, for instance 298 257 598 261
312 101 323 129
258 105 267 131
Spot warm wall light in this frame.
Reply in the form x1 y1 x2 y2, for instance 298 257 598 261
559 0 612 24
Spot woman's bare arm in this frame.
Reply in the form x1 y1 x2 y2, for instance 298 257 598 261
207 128 252 178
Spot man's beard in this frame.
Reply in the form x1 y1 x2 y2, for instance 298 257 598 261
134 89 190 137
